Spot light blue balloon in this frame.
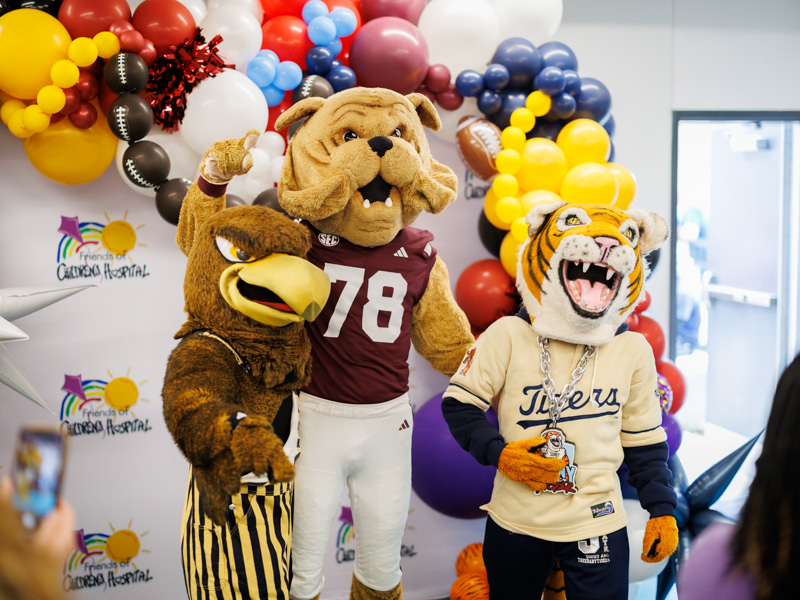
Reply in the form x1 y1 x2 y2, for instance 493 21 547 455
325 37 342 58
246 56 276 88
257 49 280 65
307 15 337 46
273 61 303 91
302 0 328 24
261 83 286 107
329 7 357 37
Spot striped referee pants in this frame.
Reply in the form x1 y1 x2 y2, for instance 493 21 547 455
181 468 293 599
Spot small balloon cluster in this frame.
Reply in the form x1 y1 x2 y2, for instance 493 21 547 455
414 64 464 112
247 49 303 107
450 543 489 600
301 0 358 92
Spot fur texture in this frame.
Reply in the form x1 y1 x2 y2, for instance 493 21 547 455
350 575 402 600
496 437 564 492
641 515 679 563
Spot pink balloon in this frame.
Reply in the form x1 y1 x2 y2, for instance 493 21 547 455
349 17 429 95
360 0 426 25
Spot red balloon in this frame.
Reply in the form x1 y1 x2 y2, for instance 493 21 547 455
625 312 639 331
349 17 429 95
140 39 158 65
58 0 132 39
108 20 135 36
75 72 100 101
635 314 665 362
360 0 426 25
261 15 314 69
80 59 105 80
119 29 145 54
132 0 196 56
657 359 686 415
68 100 98 129
634 290 651 314
61 87 82 115
50 113 65 124
455 259 519 331
260 0 305 19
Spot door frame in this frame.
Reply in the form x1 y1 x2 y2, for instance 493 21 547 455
669 110 800 362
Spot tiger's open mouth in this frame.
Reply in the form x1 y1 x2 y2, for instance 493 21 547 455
560 260 621 318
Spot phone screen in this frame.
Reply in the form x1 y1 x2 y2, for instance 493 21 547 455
12 427 66 529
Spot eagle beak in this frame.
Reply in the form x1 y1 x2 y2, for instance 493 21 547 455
219 254 331 327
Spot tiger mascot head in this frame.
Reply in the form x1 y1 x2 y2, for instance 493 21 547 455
517 201 668 346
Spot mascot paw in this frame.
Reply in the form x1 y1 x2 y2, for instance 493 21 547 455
231 415 295 482
641 515 679 563
497 438 565 489
200 128 260 183
195 455 243 526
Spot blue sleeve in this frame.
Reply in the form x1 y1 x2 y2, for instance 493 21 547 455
623 441 678 518
441 397 505 468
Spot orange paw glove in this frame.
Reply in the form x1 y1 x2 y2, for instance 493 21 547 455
641 515 679 563
497 438 565 492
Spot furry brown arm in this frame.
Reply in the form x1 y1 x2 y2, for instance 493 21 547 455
175 181 226 256
411 256 474 376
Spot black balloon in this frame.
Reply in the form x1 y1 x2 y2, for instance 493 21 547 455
103 52 150 94
225 195 246 208
122 141 170 188
291 74 335 103
477 210 505 258
155 178 192 225
252 187 288 214
9 0 61 16
108 94 153 142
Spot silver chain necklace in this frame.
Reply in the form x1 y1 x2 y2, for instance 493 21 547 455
537 336 597 428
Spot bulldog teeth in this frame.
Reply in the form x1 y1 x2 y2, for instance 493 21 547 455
363 199 371 208
385 198 393 207
606 268 615 280
582 262 590 273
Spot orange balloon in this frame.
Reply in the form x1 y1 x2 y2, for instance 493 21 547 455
450 573 490 600
518 137 568 193
23 100 117 185
560 162 618 205
455 543 485 577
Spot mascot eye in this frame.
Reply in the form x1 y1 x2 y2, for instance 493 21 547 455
621 224 639 244
215 236 254 263
391 128 402 137
566 215 581 226
343 130 359 142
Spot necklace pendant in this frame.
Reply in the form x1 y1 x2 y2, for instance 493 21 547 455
533 427 578 495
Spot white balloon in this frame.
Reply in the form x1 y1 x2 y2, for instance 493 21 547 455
430 97 480 143
207 0 264 23
200 5 262 68
177 0 208 25
244 172 275 198
487 0 563 46
145 126 202 181
417 0 500 78
622 499 670 583
247 147 273 180
256 131 286 158
226 174 257 203
180 69 269 155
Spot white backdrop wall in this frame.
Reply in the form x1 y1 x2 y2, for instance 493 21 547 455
2 1 800 599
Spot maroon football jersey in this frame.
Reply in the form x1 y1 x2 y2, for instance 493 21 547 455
301 222 437 404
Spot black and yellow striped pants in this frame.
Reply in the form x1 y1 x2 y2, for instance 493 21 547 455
181 469 293 599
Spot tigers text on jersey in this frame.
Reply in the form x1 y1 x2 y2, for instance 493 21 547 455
446 315 667 542
301 223 437 404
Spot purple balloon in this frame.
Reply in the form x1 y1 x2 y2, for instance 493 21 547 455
360 0 426 25
411 393 497 519
349 16 429 94
662 411 683 457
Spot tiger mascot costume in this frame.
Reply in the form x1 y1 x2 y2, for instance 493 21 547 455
442 201 678 600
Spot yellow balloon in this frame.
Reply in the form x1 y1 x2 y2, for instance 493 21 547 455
556 118 611 168
510 108 535 133
7 108 32 138
495 148 521 175
1 98 25 124
496 196 522 224
22 104 50 133
483 188 510 231
520 189 562 214
0 9 71 100
501 126 525 152
607 162 637 209
94 32 121 59
499 231 522 278
525 90 551 117
518 138 568 193
492 173 519 199
511 217 529 243
68 37 99 68
51 59 80 88
37 85 66 114
560 162 618 205
24 101 117 185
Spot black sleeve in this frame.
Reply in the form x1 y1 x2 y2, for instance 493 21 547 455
623 441 678 518
441 397 506 468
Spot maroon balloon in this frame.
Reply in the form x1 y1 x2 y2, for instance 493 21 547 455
349 17 428 95
436 83 463 111
132 0 196 56
80 58 105 80
58 0 132 39
423 63 451 94
68 101 98 129
75 72 100 101
139 39 157 66
414 86 435 103
108 20 135 36
360 0 426 25
61 87 82 115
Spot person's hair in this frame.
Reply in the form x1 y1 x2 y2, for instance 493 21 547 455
730 352 800 600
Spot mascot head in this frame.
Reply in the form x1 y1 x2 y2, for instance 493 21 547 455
517 201 668 346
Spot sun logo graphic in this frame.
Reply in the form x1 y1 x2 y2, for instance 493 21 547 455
59 370 153 438
334 506 416 565
56 212 150 282
63 520 153 592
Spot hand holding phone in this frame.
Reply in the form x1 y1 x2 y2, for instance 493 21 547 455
11 426 67 529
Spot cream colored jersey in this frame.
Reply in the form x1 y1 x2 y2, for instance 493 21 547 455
445 315 666 542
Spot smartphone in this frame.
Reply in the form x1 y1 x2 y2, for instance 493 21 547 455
12 426 67 529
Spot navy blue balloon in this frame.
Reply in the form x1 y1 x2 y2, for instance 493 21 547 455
455 70 484 97
601 113 616 138
538 41 578 71
306 45 334 75
327 64 356 92
674 492 690 528
688 508 735 538
530 119 562 141
574 77 612 122
477 89 502 116
325 37 343 58
490 90 528 130
490 37 542 90
563 69 581 96
483 63 510 92
534 66 566 97
330 59 342 69
544 92 575 121
668 454 689 492
607 140 615 162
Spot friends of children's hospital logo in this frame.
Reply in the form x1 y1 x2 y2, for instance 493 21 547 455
60 370 153 437
335 506 417 564
56 213 150 282
64 521 153 592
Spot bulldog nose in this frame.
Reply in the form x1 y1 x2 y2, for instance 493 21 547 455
368 136 393 157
